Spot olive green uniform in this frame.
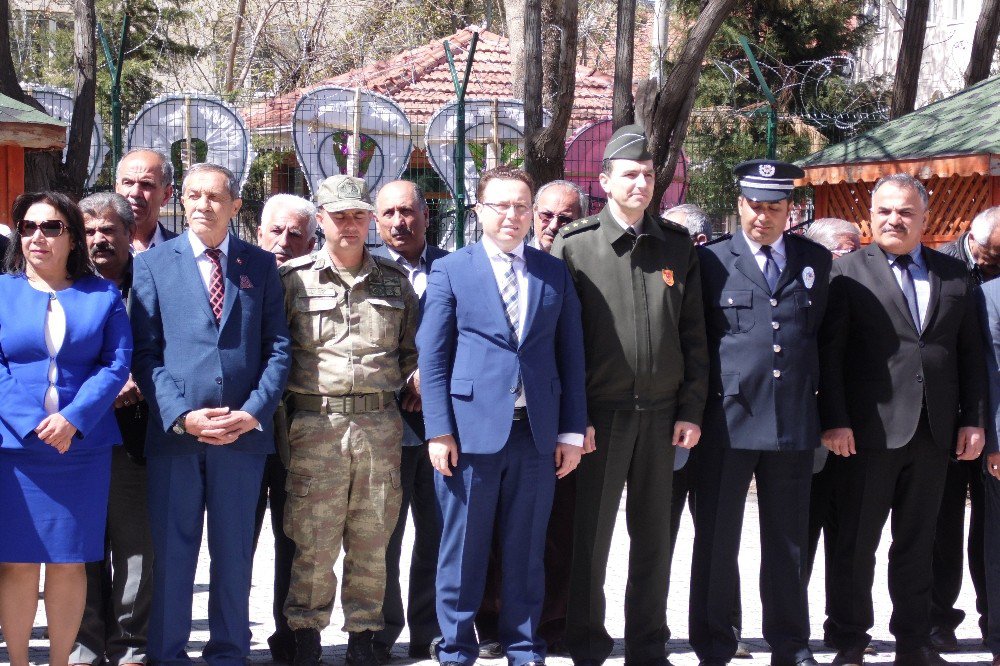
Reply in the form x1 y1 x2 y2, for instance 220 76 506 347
279 248 419 633
550 206 709 663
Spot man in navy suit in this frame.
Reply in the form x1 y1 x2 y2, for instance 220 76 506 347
691 161 831 666
418 166 588 666
370 180 448 661
130 162 292 665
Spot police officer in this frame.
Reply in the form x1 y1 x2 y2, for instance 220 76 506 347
280 175 419 666
689 160 831 666
551 125 709 666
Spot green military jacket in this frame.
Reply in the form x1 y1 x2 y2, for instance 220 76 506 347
550 205 709 423
279 247 419 397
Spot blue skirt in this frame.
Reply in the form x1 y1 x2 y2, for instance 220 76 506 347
0 444 112 563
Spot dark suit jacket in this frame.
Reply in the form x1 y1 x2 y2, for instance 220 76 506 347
370 242 449 441
418 241 587 454
698 231 832 450
130 232 292 456
818 242 986 450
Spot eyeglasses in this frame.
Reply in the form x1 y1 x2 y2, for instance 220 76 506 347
480 202 531 217
18 219 66 238
537 210 575 226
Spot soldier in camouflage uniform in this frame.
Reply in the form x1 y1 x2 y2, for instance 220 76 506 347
280 175 419 666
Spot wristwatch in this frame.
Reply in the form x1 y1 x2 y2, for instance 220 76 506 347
172 412 191 435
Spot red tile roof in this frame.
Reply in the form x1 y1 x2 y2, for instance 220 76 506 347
244 28 614 133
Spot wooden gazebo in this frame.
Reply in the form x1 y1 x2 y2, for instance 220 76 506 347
797 76 1000 245
0 93 66 227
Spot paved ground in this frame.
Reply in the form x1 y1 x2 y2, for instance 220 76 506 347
6 489 992 664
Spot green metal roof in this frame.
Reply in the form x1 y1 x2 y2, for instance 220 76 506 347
799 76 1000 168
0 92 66 128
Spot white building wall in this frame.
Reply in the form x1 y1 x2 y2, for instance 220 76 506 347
859 0 999 107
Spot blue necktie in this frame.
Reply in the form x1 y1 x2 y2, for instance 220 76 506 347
761 245 780 293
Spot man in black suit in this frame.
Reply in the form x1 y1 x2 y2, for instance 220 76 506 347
691 160 830 666
819 173 987 666
369 180 448 662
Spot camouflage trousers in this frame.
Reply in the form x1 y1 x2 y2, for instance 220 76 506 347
283 407 403 632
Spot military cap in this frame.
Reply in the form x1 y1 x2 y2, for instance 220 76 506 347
604 124 653 161
315 175 374 213
733 159 805 202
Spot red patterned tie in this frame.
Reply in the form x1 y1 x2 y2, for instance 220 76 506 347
206 248 224 323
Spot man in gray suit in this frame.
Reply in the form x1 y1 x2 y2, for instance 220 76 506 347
115 148 177 252
369 180 447 661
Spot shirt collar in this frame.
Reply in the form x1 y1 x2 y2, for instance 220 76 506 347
481 235 525 262
385 242 427 267
885 244 924 269
188 229 230 258
741 229 786 258
609 209 643 235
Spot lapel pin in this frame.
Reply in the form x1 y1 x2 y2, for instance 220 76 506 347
236 257 244 265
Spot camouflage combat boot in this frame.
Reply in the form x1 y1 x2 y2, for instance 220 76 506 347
345 630 378 666
293 628 322 666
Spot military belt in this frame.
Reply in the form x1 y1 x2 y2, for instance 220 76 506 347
287 391 395 415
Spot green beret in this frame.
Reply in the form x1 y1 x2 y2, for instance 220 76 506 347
604 124 653 161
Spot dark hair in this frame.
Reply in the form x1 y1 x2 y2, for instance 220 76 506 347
476 166 535 203
7 191 95 280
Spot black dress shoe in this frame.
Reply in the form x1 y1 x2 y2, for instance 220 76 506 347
479 640 503 659
893 647 949 666
408 642 432 659
624 658 672 666
269 630 297 663
372 641 392 664
293 628 322 666
929 627 959 653
574 661 604 666
831 647 864 666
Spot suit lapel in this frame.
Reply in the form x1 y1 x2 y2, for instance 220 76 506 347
176 237 216 324
471 243 514 345
730 231 770 293
774 235 802 295
219 236 247 330
521 248 544 345
866 244 918 333
920 246 942 333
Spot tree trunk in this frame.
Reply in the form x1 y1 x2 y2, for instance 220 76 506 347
612 0 636 129
524 0 579 186
62 0 97 196
639 0 738 211
650 0 671 81
964 0 1000 86
505 0 527 100
0 0 26 100
223 0 247 93
889 0 930 119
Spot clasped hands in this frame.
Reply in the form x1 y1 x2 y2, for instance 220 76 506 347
185 407 260 445
35 413 77 454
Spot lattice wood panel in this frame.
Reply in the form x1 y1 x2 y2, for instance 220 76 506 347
813 174 993 245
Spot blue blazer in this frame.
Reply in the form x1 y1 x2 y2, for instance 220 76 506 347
130 233 292 456
698 231 831 451
0 274 132 450
417 242 587 455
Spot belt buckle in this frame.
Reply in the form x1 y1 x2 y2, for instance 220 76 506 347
345 395 356 414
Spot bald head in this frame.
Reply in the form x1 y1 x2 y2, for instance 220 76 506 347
375 180 430 264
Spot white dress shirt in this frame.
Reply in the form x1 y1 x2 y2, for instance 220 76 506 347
480 236 582 447
28 283 66 414
741 230 788 276
885 246 930 329
188 230 230 298
609 210 644 236
385 244 428 298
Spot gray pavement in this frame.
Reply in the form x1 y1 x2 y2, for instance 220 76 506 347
6 490 992 664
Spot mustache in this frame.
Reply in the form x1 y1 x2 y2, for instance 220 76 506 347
90 241 116 256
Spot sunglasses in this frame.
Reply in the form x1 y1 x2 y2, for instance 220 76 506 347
18 219 66 238
537 210 575 226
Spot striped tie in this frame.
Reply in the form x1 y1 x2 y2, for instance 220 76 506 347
499 253 519 343
206 248 225 323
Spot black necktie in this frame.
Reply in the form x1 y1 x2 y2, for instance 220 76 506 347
761 245 780 293
895 254 921 330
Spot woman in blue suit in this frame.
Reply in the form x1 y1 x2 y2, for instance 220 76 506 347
0 192 132 666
